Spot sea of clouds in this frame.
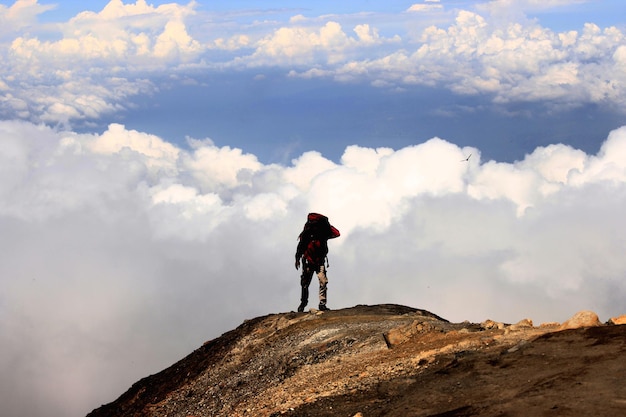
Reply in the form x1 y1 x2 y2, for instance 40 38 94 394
2 0 626 125
1 120 626 416
2 1 626 416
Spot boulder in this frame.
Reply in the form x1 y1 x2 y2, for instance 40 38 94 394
559 310 601 330
539 322 560 329
481 319 504 330
509 318 533 330
383 320 436 347
608 314 626 325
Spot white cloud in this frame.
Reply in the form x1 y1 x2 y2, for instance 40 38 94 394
0 0 202 125
153 19 202 58
181 141 263 191
569 126 626 185
2 120 626 416
0 0 54 37
213 34 251 50
89 123 177 156
248 20 393 66
353 23 381 44
407 3 444 13
10 0 201 63
0 1 624 126
482 0 590 13
288 8 626 109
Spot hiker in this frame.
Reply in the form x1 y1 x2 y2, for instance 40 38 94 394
295 213 340 312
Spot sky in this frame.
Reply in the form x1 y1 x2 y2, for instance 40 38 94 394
0 0 626 416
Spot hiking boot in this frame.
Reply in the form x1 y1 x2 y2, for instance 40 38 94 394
297 302 307 313
319 304 330 311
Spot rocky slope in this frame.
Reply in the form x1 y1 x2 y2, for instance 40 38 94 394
87 304 626 417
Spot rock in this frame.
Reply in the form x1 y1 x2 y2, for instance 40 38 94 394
608 315 626 325
539 322 560 328
383 325 411 347
509 318 533 330
481 319 504 330
559 310 601 330
507 339 529 353
383 320 436 347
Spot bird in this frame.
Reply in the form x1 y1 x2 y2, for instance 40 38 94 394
461 153 472 162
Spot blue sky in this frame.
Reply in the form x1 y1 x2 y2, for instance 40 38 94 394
1 1 626 416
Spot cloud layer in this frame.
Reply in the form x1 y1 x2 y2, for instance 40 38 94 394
1 2 625 416
0 0 625 125
1 120 626 416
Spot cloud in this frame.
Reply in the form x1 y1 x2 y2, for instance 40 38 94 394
0 0 200 125
247 20 395 66
0 0 55 37
482 0 590 13
0 1 624 128
2 120 626 416
288 9 626 109
9 0 201 63
406 2 444 13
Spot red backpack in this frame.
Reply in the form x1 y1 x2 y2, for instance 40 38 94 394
297 213 340 267
299 213 340 241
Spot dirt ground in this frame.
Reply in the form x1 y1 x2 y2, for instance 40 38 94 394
292 325 626 416
87 305 626 417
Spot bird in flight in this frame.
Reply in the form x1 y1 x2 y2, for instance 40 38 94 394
461 153 472 162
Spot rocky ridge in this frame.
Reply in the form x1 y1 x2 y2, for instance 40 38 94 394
88 304 626 417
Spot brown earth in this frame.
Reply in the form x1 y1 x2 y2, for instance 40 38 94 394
87 304 626 417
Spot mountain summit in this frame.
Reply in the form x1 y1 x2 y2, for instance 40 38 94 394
88 304 626 417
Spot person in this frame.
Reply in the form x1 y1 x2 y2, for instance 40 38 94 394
295 213 340 312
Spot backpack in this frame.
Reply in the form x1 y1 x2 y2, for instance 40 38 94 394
296 213 340 267
299 213 340 241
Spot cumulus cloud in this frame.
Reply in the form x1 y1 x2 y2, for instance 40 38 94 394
288 8 626 109
0 1 625 127
0 0 200 125
247 20 395 66
2 120 626 416
0 0 54 37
